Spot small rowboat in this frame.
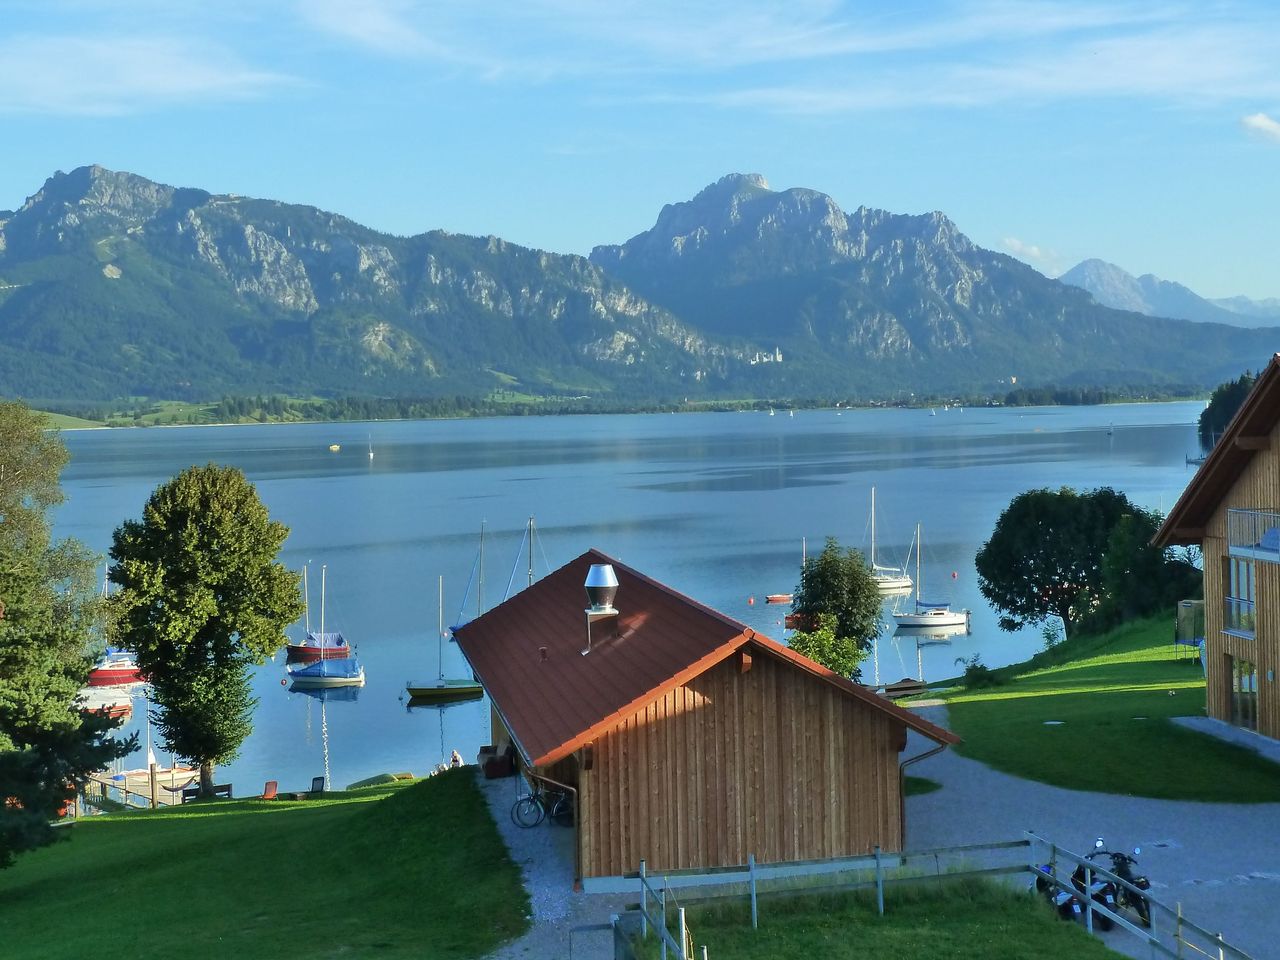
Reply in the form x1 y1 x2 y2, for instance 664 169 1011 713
765 594 792 604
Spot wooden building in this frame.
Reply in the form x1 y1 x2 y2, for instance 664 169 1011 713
1155 354 1280 740
454 549 957 887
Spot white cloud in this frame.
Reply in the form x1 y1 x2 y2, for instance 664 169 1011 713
1002 236 1065 275
1242 111 1280 142
0 35 294 115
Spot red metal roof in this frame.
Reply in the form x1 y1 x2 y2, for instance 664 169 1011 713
453 549 957 767
1154 354 1280 547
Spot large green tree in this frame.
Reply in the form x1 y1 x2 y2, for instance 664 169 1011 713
975 487 1147 634
109 465 304 796
0 402 131 868
789 537 882 679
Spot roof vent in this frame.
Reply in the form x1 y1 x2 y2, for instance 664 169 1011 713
584 564 619 614
582 563 619 655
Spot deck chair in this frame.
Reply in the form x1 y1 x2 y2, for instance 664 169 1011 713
309 776 325 795
260 780 278 800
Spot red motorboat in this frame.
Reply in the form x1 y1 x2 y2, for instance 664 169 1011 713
88 650 143 686
285 631 351 662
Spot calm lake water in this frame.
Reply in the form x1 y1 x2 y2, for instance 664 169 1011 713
54 402 1201 792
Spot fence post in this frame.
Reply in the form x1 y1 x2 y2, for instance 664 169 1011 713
1216 932 1225 960
640 860 648 940
149 762 158 809
874 845 885 916
678 907 688 960
1084 863 1094 934
660 887 667 960
748 853 758 930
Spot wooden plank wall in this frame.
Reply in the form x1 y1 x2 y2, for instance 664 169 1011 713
1205 420 1280 739
576 649 905 878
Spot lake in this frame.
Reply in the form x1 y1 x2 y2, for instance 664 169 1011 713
54 402 1202 792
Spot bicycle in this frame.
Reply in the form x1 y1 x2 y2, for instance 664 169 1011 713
510 784 573 828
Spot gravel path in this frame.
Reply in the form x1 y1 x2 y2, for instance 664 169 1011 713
906 705 1280 960
477 772 629 960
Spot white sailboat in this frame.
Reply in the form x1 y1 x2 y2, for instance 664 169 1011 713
893 523 969 629
869 487 912 594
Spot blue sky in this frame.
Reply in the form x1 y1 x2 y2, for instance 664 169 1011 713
2 1 1278 298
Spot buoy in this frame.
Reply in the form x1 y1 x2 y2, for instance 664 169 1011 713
951 571 958 579
748 596 755 605
280 678 287 686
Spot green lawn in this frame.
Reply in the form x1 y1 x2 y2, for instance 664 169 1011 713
944 617 1280 801
905 775 942 796
0 770 529 959
634 880 1123 959
37 409 104 428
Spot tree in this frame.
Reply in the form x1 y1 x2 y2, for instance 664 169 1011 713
1093 509 1202 628
975 487 1137 634
1199 372 1255 449
109 465 304 796
0 402 132 868
790 537 882 679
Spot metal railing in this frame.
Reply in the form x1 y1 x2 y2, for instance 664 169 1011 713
1223 597 1256 638
1227 508 1280 559
1026 833 1253 960
617 835 1254 960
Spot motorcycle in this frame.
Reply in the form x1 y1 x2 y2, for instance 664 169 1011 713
1070 839 1118 931
1102 846 1152 928
1033 862 1083 921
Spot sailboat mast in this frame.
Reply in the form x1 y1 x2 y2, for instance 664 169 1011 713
477 522 485 618
916 523 923 610
320 564 326 636
303 565 311 635
527 516 535 589
870 487 877 567
437 575 444 681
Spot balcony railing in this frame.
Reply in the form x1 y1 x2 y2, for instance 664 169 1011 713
1227 508 1280 561
1224 597 1256 638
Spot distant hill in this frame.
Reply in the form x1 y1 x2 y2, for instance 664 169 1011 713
0 166 1274 403
1059 259 1280 329
590 175 1275 394
0 166 737 401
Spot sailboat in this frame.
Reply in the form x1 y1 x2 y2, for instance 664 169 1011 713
368 435 374 461
869 487 912 594
449 521 487 632
893 523 970 630
406 576 482 704
286 564 352 661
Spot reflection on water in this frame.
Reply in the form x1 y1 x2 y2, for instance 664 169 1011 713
54 402 1199 790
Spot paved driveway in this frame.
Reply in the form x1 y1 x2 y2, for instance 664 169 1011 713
906 706 1280 960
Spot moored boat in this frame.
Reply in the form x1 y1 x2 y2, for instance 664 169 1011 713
286 631 351 661
765 594 793 604
407 576 482 704
869 487 912 594
892 523 970 629
287 656 366 688
88 649 143 686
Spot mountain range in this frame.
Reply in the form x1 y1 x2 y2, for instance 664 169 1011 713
0 166 1274 403
1058 259 1280 329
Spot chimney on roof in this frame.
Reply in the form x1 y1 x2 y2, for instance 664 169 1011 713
581 563 619 655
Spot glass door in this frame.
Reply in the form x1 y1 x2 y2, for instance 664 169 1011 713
1230 656 1259 732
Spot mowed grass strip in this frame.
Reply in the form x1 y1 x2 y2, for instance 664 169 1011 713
634 879 1123 959
0 769 529 960
945 617 1280 801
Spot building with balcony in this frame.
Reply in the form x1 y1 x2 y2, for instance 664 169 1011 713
1154 354 1280 739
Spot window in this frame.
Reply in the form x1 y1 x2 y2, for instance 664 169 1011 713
1224 557 1256 637
1229 656 1259 732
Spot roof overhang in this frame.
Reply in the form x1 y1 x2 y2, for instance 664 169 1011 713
1154 354 1280 548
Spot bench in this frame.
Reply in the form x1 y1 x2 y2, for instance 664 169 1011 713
181 783 233 803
